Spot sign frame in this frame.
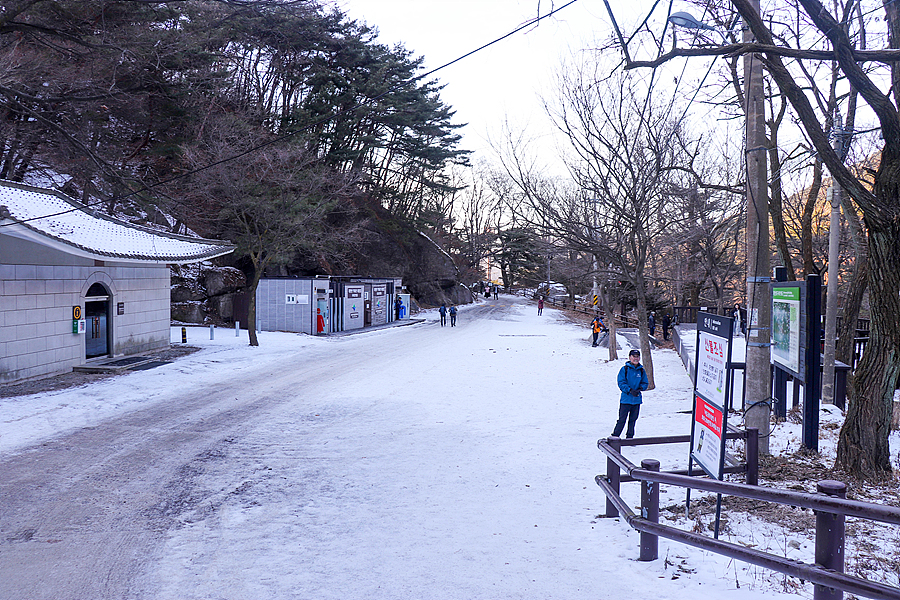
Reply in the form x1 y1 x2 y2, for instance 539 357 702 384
772 284 804 378
689 312 734 480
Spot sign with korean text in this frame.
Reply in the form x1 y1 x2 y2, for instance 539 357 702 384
691 395 725 478
695 313 732 407
690 312 734 480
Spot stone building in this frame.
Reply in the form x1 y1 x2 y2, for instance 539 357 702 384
0 180 233 383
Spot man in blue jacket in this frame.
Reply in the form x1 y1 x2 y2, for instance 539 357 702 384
612 349 649 439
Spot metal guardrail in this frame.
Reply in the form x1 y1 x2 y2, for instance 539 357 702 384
541 296 641 328
596 435 900 600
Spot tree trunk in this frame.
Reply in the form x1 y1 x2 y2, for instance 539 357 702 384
768 129 796 280
601 281 618 362
634 273 655 390
247 267 262 347
801 159 823 276
834 196 867 366
835 206 900 478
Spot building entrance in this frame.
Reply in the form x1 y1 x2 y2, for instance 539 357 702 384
85 283 110 358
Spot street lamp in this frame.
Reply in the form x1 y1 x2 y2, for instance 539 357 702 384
669 7 772 454
667 12 718 32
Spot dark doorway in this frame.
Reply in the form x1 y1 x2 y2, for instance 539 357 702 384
85 283 110 359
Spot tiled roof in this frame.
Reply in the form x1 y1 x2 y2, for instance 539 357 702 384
0 180 234 264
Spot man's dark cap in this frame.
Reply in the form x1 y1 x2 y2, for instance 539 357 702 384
629 349 640 357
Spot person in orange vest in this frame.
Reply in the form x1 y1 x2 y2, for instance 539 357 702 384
590 315 605 347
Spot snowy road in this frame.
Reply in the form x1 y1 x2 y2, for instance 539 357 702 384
0 296 797 599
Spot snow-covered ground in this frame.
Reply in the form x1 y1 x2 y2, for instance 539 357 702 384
1 297 897 599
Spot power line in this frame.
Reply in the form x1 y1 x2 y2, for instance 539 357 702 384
2 0 583 229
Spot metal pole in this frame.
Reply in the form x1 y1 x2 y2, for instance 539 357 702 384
814 480 846 600
822 184 841 405
209 324 215 340
804 274 822 451
746 427 759 486
606 436 622 518
235 321 240 336
743 0 772 454
639 459 660 561
773 266 788 419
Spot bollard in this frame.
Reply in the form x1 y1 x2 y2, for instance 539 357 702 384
210 324 215 340
814 480 846 600
181 326 187 343
639 459 660 561
606 436 622 518
235 321 240 337
746 427 759 486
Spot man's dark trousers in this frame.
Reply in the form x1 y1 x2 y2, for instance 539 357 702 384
612 403 641 438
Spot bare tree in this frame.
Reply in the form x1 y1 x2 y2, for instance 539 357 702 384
615 0 898 478
498 66 699 383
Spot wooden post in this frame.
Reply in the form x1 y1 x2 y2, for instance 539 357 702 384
639 459 660 561
606 436 622 518
814 480 846 600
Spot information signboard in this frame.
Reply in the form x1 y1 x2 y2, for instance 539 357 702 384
690 312 734 480
772 286 802 374
696 323 729 407
692 395 724 477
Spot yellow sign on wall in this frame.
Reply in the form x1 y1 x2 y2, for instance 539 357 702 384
72 305 82 320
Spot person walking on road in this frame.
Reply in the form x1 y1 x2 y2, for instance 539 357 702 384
449 305 457 326
612 349 649 439
590 315 605 347
732 304 744 336
537 297 544 316
648 312 656 337
439 304 447 327
662 313 671 341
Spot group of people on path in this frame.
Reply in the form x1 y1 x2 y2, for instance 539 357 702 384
438 304 457 327
476 282 500 300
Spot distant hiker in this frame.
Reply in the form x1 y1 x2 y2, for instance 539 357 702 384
449 305 458 326
648 312 656 336
439 304 447 327
395 296 402 320
537 297 544 315
662 313 671 341
493 287 499 300
612 349 649 439
732 304 743 336
590 315 605 347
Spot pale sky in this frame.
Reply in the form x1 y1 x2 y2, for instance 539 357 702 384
330 2 876 192
334 0 656 163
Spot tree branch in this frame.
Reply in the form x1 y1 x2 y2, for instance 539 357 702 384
729 0 879 212
624 43 900 70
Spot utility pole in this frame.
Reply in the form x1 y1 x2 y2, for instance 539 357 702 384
822 184 840 405
743 0 772 453
823 120 847 405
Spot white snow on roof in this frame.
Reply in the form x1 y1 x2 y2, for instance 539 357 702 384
0 180 233 264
